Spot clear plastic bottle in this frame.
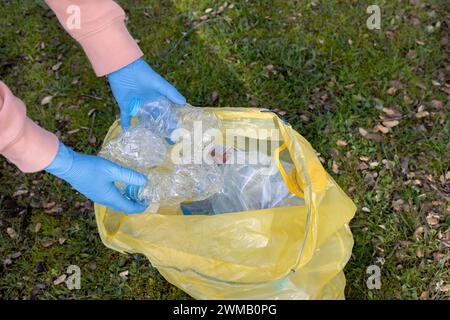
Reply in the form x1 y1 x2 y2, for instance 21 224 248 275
130 96 221 145
180 147 305 215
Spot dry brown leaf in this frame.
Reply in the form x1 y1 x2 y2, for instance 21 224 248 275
425 213 440 226
415 111 429 118
382 120 400 127
358 162 369 170
419 291 429 300
382 107 396 115
332 160 339 174
376 124 390 134
430 99 443 109
13 189 28 197
413 226 424 240
43 202 55 209
40 95 53 105
415 247 424 258
34 222 42 233
6 227 18 239
336 139 348 146
359 156 370 162
53 274 67 285
386 87 397 95
406 50 417 59
440 284 450 292
392 199 405 211
403 95 414 105
41 240 54 248
358 127 368 136
52 62 62 71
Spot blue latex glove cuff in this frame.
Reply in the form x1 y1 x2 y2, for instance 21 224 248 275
45 142 148 214
45 142 75 178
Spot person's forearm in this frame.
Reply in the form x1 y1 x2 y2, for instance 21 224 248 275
45 0 143 76
0 82 59 172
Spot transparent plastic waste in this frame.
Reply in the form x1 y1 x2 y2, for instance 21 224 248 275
181 147 304 215
99 124 167 172
99 98 224 212
131 96 221 145
126 163 224 212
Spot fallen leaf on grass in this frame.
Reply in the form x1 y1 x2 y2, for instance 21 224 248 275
382 120 400 127
415 111 430 118
440 284 450 293
386 87 398 95
359 156 370 162
13 190 28 197
336 139 348 146
415 247 424 258
358 127 368 136
358 162 369 170
413 226 424 240
419 291 429 300
375 124 390 134
382 107 402 118
332 160 339 174
119 270 129 279
40 96 53 105
52 62 62 71
392 199 406 211
425 213 440 226
53 274 67 285
403 95 414 105
43 202 55 209
407 50 417 59
41 240 54 248
6 227 17 239
34 223 42 233
430 100 443 109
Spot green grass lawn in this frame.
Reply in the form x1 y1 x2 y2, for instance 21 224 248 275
0 0 448 300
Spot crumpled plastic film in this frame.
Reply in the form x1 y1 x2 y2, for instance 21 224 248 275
135 96 221 147
181 147 304 215
136 163 224 207
99 124 167 172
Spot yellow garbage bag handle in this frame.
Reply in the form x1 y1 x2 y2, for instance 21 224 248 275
273 143 305 199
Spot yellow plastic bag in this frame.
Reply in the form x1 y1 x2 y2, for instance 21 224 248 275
94 108 356 299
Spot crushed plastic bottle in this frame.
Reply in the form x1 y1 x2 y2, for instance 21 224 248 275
128 163 224 211
99 124 167 172
99 99 224 213
130 96 221 146
181 147 304 215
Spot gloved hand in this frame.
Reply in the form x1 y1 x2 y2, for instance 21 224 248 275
108 58 186 129
45 142 148 214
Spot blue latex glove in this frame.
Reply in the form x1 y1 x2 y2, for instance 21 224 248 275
45 143 148 214
108 58 186 129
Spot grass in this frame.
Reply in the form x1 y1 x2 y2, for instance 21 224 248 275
0 0 448 300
